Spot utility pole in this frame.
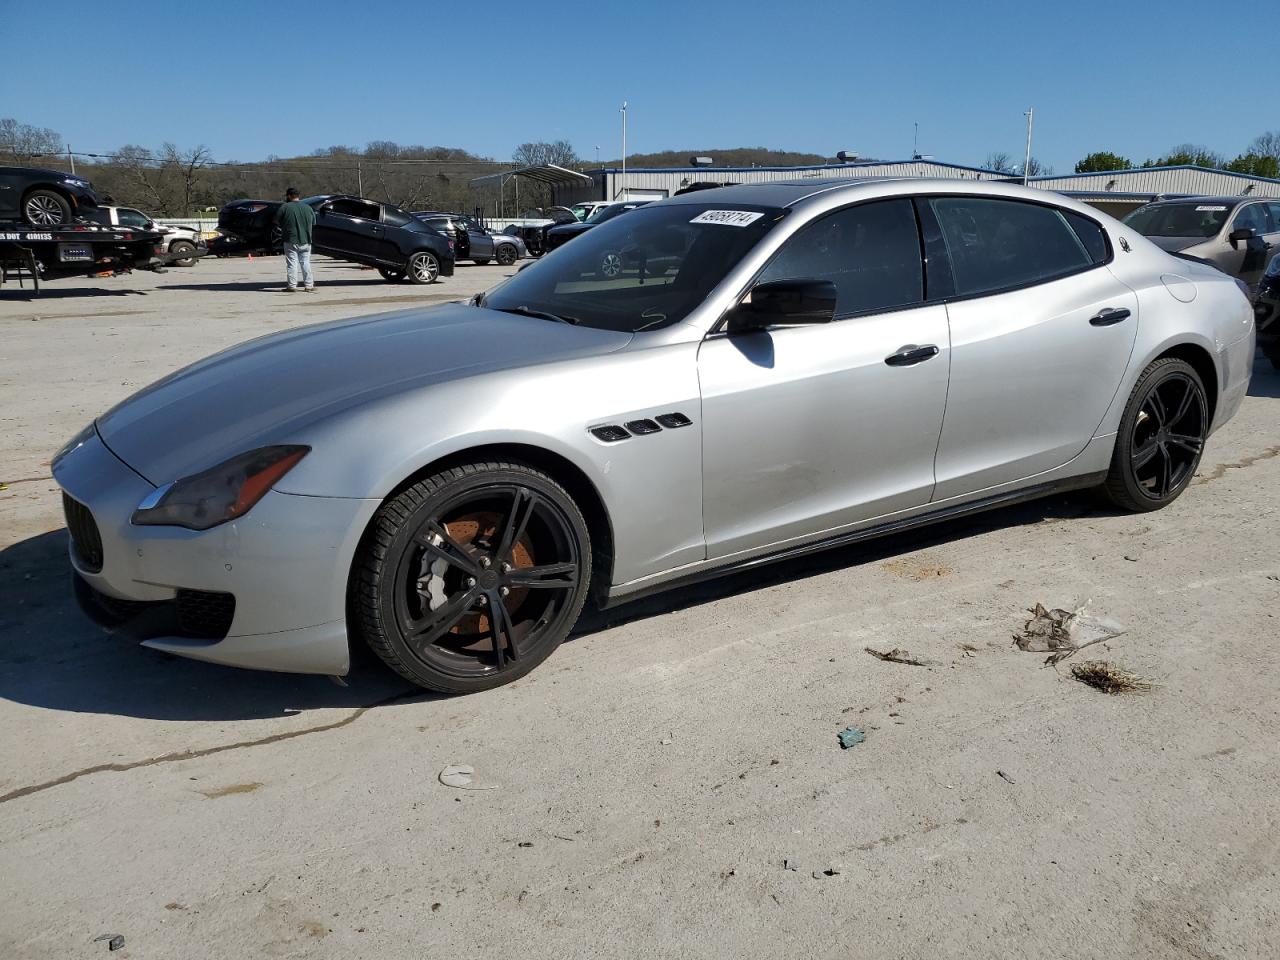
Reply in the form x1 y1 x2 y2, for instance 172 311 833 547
67 144 75 175
1023 107 1034 185
357 160 363 197
620 101 628 200
913 122 918 159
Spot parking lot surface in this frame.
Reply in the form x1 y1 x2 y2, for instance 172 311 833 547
2 255 1278 959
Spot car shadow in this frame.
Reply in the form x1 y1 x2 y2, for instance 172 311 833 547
0 531 420 722
573 490 1121 636
1246 352 1280 397
1 287 149 301
159 279 397 293
0 490 1119 721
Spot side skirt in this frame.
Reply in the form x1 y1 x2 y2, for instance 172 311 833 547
601 472 1107 609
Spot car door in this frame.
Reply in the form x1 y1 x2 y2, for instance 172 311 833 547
1230 201 1274 289
315 198 381 260
698 198 951 559
465 218 493 259
116 208 151 230
926 195 1138 500
0 168 22 218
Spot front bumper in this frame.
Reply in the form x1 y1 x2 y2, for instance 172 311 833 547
53 431 379 675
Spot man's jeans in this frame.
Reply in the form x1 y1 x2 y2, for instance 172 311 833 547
283 241 313 289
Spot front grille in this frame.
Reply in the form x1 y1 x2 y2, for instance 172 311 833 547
62 493 104 573
175 589 236 640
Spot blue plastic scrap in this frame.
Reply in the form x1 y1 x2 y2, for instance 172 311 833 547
838 727 866 749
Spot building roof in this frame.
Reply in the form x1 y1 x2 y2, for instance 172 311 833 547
469 163 594 188
588 158 1006 177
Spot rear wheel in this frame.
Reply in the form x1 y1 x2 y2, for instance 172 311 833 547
598 251 623 278
496 244 518 266
169 240 197 267
23 189 72 225
406 251 440 284
378 267 405 282
473 258 491 266
354 462 591 693
1103 357 1208 512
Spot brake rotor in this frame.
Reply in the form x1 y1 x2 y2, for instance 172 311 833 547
441 511 534 638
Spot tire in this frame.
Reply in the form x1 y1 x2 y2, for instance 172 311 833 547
496 244 518 266
1102 357 1208 512
353 461 592 693
169 240 197 267
473 258 491 266
23 189 72 226
406 251 440 284
378 267 405 282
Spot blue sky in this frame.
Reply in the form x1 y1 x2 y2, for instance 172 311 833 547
4 0 1276 172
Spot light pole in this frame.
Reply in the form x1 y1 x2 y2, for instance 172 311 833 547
1023 107 1034 185
620 101 628 200
595 145 600 166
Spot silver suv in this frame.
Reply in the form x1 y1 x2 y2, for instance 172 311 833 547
1123 196 1280 292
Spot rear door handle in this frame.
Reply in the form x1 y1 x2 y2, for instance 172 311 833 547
884 344 940 366
1089 307 1131 326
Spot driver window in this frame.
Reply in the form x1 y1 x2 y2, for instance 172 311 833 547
1233 204 1264 233
758 199 923 317
118 208 149 227
329 198 379 220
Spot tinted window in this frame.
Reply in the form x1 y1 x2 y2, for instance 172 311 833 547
382 206 412 227
1124 202 1229 238
758 199 923 316
1268 203 1280 232
327 198 379 220
117 208 150 227
1064 210 1109 264
930 197 1092 296
1233 203 1267 233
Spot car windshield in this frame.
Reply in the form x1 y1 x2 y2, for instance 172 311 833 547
483 202 785 332
570 204 595 221
1123 203 1231 238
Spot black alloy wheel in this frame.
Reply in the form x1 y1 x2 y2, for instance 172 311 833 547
355 462 591 693
496 244 518 266
1104 357 1208 511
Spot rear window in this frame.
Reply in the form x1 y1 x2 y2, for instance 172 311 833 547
1123 203 1230 238
1063 210 1110 264
930 197 1094 297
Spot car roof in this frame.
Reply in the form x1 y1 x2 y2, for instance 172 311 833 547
1140 196 1253 207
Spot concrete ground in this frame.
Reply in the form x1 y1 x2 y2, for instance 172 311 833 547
1 255 1278 959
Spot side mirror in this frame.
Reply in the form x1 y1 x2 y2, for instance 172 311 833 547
1228 226 1256 247
724 279 838 333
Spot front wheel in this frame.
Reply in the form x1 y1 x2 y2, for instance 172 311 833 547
353 462 592 693
23 189 72 225
378 267 405 282
169 240 197 267
496 244 518 266
406 251 440 284
1102 357 1208 512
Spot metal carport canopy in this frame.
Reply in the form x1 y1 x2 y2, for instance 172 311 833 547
468 163 593 188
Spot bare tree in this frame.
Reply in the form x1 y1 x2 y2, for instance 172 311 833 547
162 142 212 216
0 117 64 164
512 140 579 168
114 144 171 212
985 152 1013 173
1247 131 1280 163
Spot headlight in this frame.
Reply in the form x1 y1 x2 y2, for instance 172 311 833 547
131 445 309 530
52 422 97 469
1266 253 1280 279
62 177 90 189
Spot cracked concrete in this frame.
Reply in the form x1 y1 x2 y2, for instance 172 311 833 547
2 257 1279 959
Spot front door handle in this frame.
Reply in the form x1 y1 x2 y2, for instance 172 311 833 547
884 344 940 367
1090 307 1131 326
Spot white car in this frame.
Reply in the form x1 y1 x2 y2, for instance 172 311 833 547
98 206 201 266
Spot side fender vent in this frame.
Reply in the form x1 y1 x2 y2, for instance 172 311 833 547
624 418 661 435
589 424 631 443
655 412 692 429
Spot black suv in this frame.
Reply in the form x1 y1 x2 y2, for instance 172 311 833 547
0 165 101 225
215 194 455 283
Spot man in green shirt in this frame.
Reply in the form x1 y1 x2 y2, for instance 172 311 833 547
273 187 317 292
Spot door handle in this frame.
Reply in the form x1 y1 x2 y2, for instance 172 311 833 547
1090 307 1131 326
884 344 940 366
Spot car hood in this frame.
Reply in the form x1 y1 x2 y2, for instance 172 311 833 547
1145 236 1209 253
549 223 592 237
96 303 633 485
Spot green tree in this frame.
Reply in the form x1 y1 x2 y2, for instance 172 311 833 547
1074 151 1131 173
1225 153 1280 179
1142 144 1225 168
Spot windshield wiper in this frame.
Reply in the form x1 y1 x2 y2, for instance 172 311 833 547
492 305 581 325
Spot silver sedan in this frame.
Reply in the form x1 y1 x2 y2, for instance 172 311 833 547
54 178 1255 693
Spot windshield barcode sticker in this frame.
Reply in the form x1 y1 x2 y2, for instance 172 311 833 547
1195 205 1227 211
690 210 764 227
